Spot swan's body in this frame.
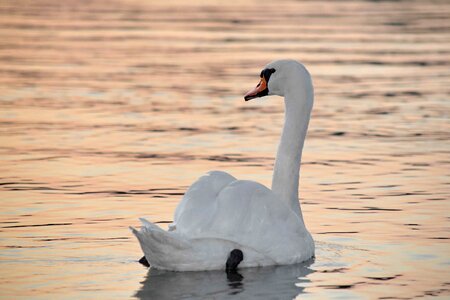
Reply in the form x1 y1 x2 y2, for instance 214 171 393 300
131 59 315 271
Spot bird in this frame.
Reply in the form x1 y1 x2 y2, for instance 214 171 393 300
130 59 315 271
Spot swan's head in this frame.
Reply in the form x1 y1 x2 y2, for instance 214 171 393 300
244 59 312 101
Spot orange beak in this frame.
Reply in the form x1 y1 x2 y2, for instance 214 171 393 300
244 77 267 101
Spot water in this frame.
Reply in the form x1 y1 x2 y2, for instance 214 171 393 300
0 0 449 298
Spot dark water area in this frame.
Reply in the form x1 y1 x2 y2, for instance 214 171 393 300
0 0 449 298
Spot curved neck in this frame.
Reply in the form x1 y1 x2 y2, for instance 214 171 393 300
271 87 313 221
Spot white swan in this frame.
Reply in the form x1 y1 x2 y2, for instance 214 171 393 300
131 59 315 271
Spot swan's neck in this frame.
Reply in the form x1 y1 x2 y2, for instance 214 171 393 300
271 87 313 221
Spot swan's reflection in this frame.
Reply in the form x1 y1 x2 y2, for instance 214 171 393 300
135 261 314 299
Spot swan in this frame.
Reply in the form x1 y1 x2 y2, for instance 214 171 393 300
131 59 315 271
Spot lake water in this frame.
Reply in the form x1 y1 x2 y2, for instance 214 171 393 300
0 0 449 299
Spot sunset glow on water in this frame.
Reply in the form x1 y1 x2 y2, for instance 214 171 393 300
0 0 449 298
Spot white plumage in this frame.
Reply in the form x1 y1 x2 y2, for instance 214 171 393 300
131 59 315 271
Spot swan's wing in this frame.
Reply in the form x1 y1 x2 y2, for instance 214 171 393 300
174 171 236 233
187 180 314 264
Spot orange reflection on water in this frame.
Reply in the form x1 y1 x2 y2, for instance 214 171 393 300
0 0 449 298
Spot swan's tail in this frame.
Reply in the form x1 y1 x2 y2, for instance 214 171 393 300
130 218 191 270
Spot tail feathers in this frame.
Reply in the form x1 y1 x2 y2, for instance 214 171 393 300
131 218 196 269
142 227 190 250
129 226 139 235
139 218 164 232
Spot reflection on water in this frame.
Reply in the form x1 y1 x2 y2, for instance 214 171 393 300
0 0 449 299
136 262 314 300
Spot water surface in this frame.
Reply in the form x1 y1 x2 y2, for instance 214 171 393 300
0 0 449 299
